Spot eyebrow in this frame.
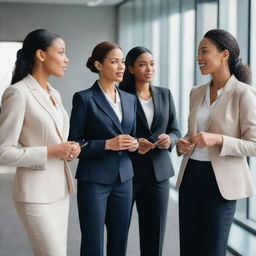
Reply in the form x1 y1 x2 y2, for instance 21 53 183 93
137 60 154 63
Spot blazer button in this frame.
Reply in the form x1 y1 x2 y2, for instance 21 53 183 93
118 151 123 156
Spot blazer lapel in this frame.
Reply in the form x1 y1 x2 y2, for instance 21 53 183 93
206 75 236 130
119 89 136 134
150 86 161 132
24 75 64 141
92 82 123 133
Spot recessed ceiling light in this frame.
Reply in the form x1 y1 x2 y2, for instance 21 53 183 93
86 0 103 6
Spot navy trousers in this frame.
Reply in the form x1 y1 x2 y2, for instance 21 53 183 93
77 178 132 256
133 179 169 256
179 159 236 256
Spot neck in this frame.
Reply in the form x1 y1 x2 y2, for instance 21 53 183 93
31 66 49 91
211 69 231 90
98 78 116 94
135 81 150 93
135 81 151 100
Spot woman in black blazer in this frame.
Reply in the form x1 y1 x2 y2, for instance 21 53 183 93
69 42 138 256
119 47 181 256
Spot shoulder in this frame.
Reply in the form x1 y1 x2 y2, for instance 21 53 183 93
73 86 94 103
151 85 170 94
234 80 256 97
3 79 28 99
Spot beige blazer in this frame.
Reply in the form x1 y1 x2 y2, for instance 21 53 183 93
0 75 75 203
176 75 256 200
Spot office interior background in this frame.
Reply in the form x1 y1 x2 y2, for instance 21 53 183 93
0 0 256 255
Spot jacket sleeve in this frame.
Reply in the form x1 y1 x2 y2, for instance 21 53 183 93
220 87 256 157
167 90 181 151
68 92 106 158
0 86 47 169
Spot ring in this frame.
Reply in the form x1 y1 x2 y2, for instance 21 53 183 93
69 154 73 158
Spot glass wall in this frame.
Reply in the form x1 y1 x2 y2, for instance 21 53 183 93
117 0 256 253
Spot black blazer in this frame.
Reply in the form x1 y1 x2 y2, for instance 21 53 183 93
132 86 180 182
69 81 137 184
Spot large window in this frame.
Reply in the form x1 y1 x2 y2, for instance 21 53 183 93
117 1 256 253
0 42 22 105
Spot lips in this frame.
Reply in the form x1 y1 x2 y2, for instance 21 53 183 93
116 72 124 76
198 63 206 68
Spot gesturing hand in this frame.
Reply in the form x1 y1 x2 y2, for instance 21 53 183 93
189 132 223 148
156 134 171 149
138 138 155 154
176 138 194 154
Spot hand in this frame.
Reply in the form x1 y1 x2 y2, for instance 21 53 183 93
138 138 155 154
189 132 223 148
176 138 194 154
48 141 77 160
67 142 81 161
156 134 171 149
128 138 139 152
105 135 134 151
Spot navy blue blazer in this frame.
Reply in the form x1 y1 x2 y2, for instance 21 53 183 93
132 86 181 182
69 81 137 184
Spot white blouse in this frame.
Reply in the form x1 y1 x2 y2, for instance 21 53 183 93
139 97 154 129
98 83 123 123
190 85 223 161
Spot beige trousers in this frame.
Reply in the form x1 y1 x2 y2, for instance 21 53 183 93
14 195 70 256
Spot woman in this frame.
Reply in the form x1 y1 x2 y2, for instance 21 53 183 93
119 47 180 256
0 29 80 255
176 29 256 256
68 41 138 256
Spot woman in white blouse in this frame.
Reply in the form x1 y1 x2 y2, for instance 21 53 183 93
119 47 180 256
176 29 256 256
0 29 80 256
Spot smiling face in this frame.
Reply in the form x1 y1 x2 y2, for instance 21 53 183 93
197 38 229 76
129 52 155 83
41 37 69 77
95 48 125 83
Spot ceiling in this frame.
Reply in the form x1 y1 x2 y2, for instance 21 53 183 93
0 0 124 6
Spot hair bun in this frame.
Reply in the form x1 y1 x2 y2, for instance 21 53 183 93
86 56 98 73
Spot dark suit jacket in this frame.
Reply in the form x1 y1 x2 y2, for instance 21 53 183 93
132 86 181 182
69 81 137 184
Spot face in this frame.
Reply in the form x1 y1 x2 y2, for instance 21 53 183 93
96 48 125 82
129 52 155 83
42 37 69 77
197 38 228 75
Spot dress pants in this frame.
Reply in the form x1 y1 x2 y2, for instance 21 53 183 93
133 168 169 256
14 195 70 256
77 178 132 256
179 159 236 256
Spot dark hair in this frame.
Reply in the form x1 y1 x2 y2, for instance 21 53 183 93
119 46 152 93
204 29 251 84
11 29 60 84
86 41 122 73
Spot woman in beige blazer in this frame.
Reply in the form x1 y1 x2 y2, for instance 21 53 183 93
176 29 256 256
0 29 80 256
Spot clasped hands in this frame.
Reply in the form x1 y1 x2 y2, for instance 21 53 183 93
138 134 171 155
48 141 81 161
105 134 139 152
176 132 223 154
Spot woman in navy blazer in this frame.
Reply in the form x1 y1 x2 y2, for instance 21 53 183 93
119 47 180 256
68 42 138 256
